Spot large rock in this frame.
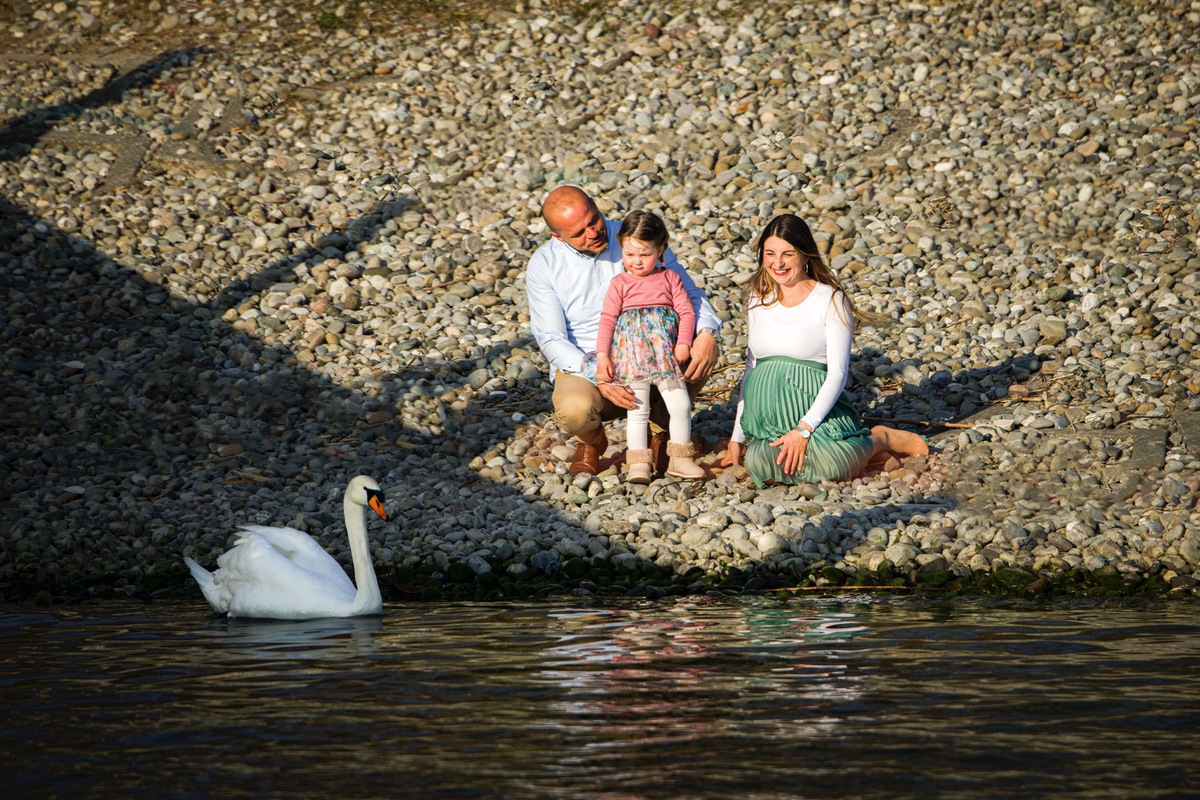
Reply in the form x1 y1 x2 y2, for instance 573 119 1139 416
1180 530 1200 567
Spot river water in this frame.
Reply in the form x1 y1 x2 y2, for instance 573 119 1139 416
3 596 1198 799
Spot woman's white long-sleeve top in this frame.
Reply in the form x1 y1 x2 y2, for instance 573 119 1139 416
730 283 855 443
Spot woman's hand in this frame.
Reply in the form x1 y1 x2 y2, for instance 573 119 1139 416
673 342 691 366
769 427 811 476
720 440 743 468
595 353 613 384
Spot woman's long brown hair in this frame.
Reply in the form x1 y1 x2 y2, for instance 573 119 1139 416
746 213 866 325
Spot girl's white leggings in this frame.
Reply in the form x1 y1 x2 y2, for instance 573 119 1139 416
626 380 691 450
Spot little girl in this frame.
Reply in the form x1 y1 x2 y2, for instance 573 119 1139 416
582 210 704 483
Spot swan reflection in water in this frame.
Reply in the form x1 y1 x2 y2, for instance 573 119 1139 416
202 613 384 660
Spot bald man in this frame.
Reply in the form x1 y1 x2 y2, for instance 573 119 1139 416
526 186 722 476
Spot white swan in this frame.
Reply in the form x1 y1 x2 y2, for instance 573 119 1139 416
184 475 389 619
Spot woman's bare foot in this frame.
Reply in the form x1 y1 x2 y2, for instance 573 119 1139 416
870 425 929 458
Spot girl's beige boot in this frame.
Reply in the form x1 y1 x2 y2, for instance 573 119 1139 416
665 441 704 479
626 448 654 484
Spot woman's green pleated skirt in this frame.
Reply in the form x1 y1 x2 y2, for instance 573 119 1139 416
740 356 875 488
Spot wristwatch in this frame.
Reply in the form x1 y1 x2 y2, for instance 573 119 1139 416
797 427 811 439
698 326 720 343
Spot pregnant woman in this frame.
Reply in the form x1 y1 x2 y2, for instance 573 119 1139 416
722 214 927 487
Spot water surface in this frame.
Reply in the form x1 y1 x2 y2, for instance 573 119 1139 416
3 597 1198 799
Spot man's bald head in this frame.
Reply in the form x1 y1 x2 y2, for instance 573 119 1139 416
542 186 591 228
541 186 608 255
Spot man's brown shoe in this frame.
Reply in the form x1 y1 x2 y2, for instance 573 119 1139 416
568 429 608 476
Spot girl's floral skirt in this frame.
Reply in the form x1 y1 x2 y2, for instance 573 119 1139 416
581 306 684 390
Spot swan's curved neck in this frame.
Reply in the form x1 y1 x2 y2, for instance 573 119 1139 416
345 496 382 614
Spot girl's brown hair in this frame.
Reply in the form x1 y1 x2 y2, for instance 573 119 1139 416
617 210 669 256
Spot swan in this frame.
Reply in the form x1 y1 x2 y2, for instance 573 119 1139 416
183 475 389 619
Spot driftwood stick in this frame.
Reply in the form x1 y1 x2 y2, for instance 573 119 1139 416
863 415 974 430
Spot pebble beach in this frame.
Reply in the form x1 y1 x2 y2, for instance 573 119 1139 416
3 0 1200 604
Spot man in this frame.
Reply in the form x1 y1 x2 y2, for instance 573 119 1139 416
526 186 722 476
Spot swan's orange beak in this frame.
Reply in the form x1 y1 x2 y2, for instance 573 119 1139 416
366 490 390 521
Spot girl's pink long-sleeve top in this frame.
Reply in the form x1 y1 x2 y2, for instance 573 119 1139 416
595 268 696 355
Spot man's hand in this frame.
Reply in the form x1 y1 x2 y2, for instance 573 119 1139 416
682 331 718 382
598 381 638 410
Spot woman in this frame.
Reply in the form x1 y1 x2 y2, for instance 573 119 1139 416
721 214 927 487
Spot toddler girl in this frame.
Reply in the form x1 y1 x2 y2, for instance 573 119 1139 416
583 210 704 483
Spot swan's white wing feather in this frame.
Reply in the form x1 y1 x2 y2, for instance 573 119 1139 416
212 527 356 619
229 525 351 587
